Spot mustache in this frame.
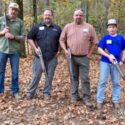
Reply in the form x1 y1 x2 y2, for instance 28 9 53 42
45 17 51 19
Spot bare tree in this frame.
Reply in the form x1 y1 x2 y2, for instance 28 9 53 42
33 0 37 24
44 0 49 6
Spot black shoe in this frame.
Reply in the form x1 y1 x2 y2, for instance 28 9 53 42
71 96 81 103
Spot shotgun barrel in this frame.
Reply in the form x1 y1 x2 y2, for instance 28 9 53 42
37 47 47 77
113 60 125 80
67 48 75 84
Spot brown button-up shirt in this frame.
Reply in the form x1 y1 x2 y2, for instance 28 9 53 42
60 22 98 55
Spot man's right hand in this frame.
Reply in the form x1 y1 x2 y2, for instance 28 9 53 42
108 54 116 64
1 27 9 35
35 47 41 56
64 49 70 58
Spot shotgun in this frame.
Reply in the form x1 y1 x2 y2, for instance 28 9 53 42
67 48 75 84
37 47 47 77
105 49 125 80
4 7 10 48
4 12 7 27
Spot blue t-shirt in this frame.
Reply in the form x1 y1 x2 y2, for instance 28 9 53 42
98 34 125 63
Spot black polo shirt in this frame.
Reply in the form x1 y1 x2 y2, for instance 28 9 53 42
27 22 61 61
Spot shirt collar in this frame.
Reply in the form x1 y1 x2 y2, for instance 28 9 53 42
41 22 54 27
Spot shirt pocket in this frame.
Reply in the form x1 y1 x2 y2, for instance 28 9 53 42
10 23 21 35
82 29 90 41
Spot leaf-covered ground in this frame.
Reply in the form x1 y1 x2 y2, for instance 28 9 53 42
0 54 125 125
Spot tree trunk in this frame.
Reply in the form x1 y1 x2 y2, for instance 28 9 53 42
44 0 49 6
33 0 37 24
16 0 23 20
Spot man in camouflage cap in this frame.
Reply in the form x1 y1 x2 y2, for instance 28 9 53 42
0 2 25 99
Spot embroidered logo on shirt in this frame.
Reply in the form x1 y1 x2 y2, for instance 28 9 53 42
52 28 58 31
106 40 112 44
83 28 89 33
39 26 45 30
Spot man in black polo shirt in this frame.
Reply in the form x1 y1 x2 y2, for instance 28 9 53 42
26 9 61 100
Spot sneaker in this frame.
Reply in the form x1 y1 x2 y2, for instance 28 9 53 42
84 100 93 108
71 96 81 103
26 94 34 100
71 98 78 103
113 103 120 109
96 103 103 118
43 95 51 100
97 103 103 109
0 93 4 96
13 93 21 100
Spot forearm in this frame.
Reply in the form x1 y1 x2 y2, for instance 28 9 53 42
14 35 25 42
121 50 125 62
98 47 110 58
28 39 37 51
57 46 62 53
88 43 97 57
60 41 67 51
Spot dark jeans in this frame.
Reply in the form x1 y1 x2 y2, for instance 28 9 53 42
0 51 20 95
69 56 91 101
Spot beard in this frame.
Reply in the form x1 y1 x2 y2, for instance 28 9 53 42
75 19 83 24
44 18 52 25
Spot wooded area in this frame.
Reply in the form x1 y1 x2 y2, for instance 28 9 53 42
1 0 125 55
1 0 125 37
1 0 125 125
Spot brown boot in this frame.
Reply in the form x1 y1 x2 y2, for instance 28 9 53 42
96 103 103 118
113 103 120 109
97 103 103 109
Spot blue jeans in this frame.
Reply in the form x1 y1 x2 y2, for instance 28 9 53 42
97 61 121 103
27 56 58 97
0 51 20 95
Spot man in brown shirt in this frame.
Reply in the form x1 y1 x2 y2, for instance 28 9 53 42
60 8 97 107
